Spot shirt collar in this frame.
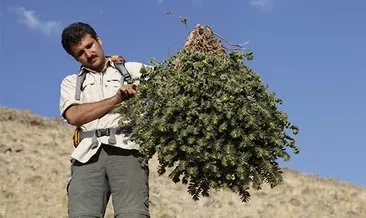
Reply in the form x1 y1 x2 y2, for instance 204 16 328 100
79 57 116 75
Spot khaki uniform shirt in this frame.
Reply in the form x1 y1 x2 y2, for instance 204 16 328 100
60 59 146 163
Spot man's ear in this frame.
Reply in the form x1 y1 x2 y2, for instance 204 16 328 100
97 36 103 46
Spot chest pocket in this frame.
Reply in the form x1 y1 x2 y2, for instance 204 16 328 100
81 76 96 103
104 74 122 98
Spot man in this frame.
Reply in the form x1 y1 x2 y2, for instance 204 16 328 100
60 22 149 218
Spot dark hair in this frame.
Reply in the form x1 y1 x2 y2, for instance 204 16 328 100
61 22 98 56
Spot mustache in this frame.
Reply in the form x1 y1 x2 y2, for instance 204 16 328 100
87 55 97 63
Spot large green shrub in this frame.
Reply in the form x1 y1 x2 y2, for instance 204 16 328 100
117 26 299 202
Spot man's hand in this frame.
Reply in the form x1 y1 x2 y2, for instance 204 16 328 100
114 84 138 104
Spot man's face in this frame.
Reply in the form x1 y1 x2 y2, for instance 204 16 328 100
69 33 106 71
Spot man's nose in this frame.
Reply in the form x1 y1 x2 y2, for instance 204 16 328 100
85 49 92 58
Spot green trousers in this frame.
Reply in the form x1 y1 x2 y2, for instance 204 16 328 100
67 144 150 218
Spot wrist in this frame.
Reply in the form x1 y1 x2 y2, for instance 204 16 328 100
112 93 123 104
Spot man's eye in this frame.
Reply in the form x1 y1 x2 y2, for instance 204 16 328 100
86 43 93 49
77 51 84 57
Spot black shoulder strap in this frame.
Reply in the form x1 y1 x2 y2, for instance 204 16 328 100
114 61 132 85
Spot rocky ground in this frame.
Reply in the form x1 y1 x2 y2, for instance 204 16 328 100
1 107 366 218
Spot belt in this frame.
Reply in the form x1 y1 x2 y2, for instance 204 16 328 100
79 127 121 139
79 127 123 148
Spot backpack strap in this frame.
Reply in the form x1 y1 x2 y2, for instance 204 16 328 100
75 67 87 101
109 55 132 85
74 55 131 101
72 56 132 146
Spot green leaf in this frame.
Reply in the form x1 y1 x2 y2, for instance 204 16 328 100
116 49 299 203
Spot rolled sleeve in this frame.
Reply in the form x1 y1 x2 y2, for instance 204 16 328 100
125 62 152 80
60 74 79 118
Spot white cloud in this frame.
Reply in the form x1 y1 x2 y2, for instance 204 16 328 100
249 0 274 12
10 6 61 36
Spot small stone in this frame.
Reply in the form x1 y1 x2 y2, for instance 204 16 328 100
289 198 301 207
0 143 11 153
12 144 24 152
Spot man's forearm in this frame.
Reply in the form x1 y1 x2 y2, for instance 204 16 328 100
65 96 119 126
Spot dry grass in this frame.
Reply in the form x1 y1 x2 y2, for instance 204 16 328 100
1 107 365 218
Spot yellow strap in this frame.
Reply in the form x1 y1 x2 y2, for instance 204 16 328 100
72 128 81 147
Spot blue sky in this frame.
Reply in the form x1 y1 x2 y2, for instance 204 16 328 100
0 0 365 186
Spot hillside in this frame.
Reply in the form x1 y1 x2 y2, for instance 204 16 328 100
0 107 365 218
